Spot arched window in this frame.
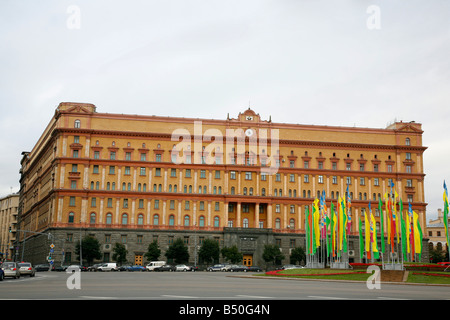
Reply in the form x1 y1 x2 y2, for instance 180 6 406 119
214 216 220 228
184 215 190 226
199 216 205 227
243 218 249 228
169 215 175 226
74 119 81 128
122 213 128 225
106 213 112 225
68 212 75 223
137 214 144 225
275 218 281 229
153 214 159 225
289 218 295 229
90 212 96 224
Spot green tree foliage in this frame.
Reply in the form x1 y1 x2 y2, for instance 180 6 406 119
262 244 285 266
145 240 161 262
165 238 189 264
75 236 102 265
289 246 306 265
221 245 243 264
112 243 128 265
198 239 220 264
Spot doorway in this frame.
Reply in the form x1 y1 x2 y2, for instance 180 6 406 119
243 254 253 266
134 254 143 266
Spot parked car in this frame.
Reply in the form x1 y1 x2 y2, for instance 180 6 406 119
229 265 249 272
174 264 192 272
0 268 4 281
188 265 198 272
88 263 103 271
246 266 263 272
146 261 166 271
35 264 50 272
52 265 68 272
1 262 20 279
154 264 176 272
207 264 226 272
282 264 303 270
18 262 35 277
127 265 146 272
66 265 85 272
98 263 118 271
118 264 132 271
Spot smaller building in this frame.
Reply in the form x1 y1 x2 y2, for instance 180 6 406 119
0 193 19 261
427 208 449 252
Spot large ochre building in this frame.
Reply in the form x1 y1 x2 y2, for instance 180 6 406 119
18 102 428 266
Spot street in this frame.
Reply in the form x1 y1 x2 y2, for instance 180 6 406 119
1 270 449 300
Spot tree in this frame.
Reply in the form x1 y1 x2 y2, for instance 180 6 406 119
198 239 220 264
289 246 306 265
145 240 161 262
221 245 243 264
262 244 284 267
165 238 189 264
112 243 128 265
75 236 102 265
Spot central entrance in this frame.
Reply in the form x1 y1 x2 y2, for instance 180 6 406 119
134 254 143 266
243 254 253 266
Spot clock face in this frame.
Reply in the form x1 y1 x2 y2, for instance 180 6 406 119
246 116 253 121
245 129 253 137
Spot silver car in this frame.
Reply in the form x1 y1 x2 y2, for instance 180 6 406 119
18 262 36 277
1 262 20 279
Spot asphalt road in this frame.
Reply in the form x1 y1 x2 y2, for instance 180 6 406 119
1 270 449 301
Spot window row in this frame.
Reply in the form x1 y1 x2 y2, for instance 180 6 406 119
67 211 221 227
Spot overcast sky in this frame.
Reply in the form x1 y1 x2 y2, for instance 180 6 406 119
1 1 449 221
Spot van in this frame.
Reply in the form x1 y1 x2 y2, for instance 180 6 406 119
98 263 118 271
145 261 165 271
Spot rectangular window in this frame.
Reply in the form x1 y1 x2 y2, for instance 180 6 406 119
245 172 252 180
230 171 236 180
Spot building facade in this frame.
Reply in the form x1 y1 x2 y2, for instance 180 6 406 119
0 193 19 261
18 102 428 266
427 209 449 252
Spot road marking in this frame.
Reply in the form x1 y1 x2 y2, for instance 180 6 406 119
80 296 119 299
236 295 272 299
161 295 199 299
308 296 349 300
377 297 410 300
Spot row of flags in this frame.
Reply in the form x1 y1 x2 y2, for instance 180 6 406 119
444 181 449 255
305 184 425 262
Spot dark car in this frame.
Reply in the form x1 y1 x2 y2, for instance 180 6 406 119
119 264 132 271
35 264 50 271
229 265 249 272
155 264 176 272
88 263 103 272
207 264 226 272
246 266 263 272
127 265 146 272
0 268 4 281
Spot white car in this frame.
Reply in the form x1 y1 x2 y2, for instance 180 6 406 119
98 262 118 271
1 262 20 279
18 262 35 277
175 264 192 272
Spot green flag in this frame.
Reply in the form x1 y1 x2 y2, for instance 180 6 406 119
378 198 385 254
